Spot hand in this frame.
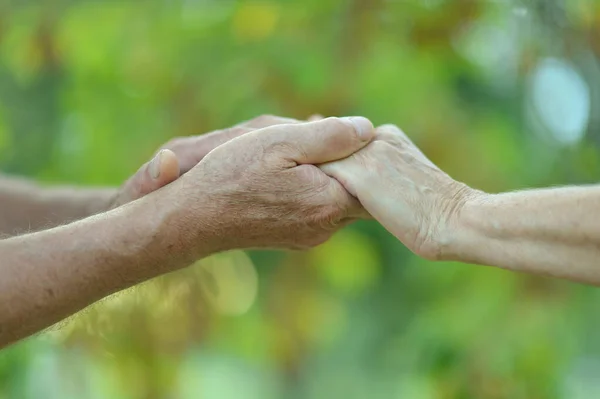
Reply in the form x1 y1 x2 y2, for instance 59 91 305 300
109 115 301 209
320 124 476 260
172 116 375 254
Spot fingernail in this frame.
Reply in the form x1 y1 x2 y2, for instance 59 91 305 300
150 151 163 179
341 116 374 140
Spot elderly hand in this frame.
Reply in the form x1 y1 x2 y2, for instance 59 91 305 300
109 115 301 208
320 124 476 260
0 116 374 347
163 116 375 255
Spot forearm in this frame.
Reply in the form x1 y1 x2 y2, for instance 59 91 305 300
445 186 600 284
0 189 208 348
0 174 116 235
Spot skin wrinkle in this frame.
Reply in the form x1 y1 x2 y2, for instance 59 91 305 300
188 116 373 252
320 123 600 285
321 125 475 260
9 111 600 344
8 109 600 346
1 115 289 235
3 115 371 347
0 176 116 235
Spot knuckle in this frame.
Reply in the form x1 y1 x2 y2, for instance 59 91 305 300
246 114 280 128
377 124 410 143
348 141 390 176
255 114 276 122
220 126 243 139
370 139 394 151
378 124 400 132
324 116 352 132
162 136 187 151
361 141 392 163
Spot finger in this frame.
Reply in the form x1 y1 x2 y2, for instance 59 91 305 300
167 116 300 174
375 124 409 142
321 162 372 222
189 116 299 162
375 124 436 166
125 149 180 202
259 116 375 165
319 157 362 198
238 114 300 129
169 127 254 173
193 126 254 156
325 173 371 220
308 114 324 122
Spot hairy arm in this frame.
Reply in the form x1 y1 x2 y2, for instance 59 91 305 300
0 185 209 348
321 124 600 286
0 115 305 236
0 174 116 235
0 116 372 349
445 186 600 284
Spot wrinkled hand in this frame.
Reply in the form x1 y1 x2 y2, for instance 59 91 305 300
110 115 301 208
175 116 375 253
320 124 475 260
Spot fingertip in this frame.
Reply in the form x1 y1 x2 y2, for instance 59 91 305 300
340 116 375 141
157 149 180 184
262 116 373 165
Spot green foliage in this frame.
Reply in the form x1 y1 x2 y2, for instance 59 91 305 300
1 0 600 398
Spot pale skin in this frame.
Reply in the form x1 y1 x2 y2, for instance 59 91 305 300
4 116 600 349
0 116 375 348
321 124 600 285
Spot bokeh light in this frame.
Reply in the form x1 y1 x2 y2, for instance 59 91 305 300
529 58 590 145
1 1 600 398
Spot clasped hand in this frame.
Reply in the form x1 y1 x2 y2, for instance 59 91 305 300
115 115 471 261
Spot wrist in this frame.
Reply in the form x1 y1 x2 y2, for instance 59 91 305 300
107 182 218 280
437 187 491 263
154 177 223 264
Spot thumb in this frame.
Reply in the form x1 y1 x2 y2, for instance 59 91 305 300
114 149 180 207
259 116 375 165
319 157 361 198
320 158 372 220
145 149 180 192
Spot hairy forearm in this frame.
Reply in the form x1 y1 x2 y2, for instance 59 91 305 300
0 189 207 348
445 186 600 284
0 175 116 235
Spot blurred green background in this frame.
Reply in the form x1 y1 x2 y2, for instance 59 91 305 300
1 0 600 398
